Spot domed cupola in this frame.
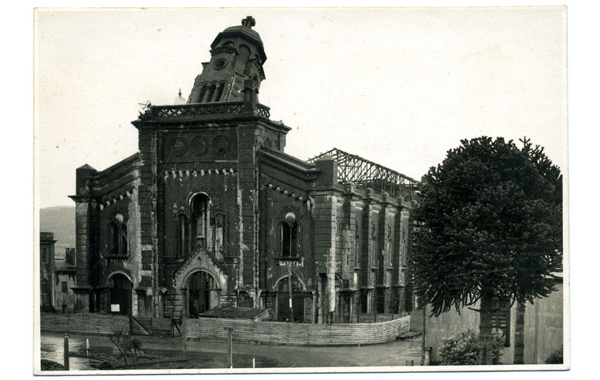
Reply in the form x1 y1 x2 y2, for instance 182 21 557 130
187 16 267 104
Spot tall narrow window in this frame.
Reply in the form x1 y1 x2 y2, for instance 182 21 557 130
191 194 211 249
281 221 298 259
120 224 128 256
215 84 225 102
354 221 360 268
214 213 225 257
177 213 189 258
206 85 217 103
281 211 299 258
110 222 119 255
109 215 128 256
198 85 207 103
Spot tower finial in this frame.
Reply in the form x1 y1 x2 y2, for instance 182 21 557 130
241 16 256 28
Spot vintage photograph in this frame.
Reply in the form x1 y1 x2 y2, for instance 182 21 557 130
34 7 568 374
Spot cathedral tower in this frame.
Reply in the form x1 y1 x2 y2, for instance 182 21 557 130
187 16 266 105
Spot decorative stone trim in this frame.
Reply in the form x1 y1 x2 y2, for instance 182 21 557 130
265 183 304 201
99 187 136 211
164 168 236 181
210 46 238 56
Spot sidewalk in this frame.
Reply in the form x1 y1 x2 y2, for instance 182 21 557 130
41 331 422 369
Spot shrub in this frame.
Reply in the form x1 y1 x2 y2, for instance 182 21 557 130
439 330 503 365
109 328 143 365
130 337 143 355
545 345 563 364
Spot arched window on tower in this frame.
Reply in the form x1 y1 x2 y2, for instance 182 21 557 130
198 85 208 103
214 83 225 102
206 84 217 103
191 194 212 249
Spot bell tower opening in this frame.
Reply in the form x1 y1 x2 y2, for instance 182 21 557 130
187 16 267 104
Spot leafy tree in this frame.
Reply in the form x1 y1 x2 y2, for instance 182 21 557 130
410 137 562 365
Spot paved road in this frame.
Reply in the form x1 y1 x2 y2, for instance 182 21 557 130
40 331 422 370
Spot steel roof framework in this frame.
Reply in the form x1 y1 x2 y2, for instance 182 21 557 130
308 148 419 199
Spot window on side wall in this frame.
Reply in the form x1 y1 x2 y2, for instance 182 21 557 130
281 211 299 258
109 214 128 256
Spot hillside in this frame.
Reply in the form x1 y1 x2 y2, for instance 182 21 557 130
39 206 76 259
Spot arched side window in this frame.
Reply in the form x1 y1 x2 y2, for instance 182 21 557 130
281 222 298 258
120 223 128 256
109 215 128 256
279 210 301 258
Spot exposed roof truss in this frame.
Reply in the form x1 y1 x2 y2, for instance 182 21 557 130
308 148 419 199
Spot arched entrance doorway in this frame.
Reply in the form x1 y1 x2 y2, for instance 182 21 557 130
275 274 305 323
186 270 219 318
108 273 133 315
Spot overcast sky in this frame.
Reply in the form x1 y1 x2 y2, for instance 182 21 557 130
35 7 567 208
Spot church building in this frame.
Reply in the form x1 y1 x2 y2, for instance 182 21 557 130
70 17 419 323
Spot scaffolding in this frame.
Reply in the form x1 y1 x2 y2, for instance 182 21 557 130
308 148 419 200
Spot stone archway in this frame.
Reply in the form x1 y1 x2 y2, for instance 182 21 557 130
274 274 306 323
106 272 133 316
185 270 220 318
170 245 228 318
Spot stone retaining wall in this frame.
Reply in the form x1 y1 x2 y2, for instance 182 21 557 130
183 315 411 346
41 313 411 346
40 313 130 335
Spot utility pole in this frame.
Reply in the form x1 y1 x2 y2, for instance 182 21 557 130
421 304 426 366
288 266 293 322
224 327 233 368
63 333 69 371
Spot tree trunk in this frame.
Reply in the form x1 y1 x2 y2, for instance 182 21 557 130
479 292 494 365
513 302 526 364
421 304 427 366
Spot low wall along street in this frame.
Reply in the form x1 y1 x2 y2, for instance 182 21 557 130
40 313 411 346
40 313 130 336
183 316 411 346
